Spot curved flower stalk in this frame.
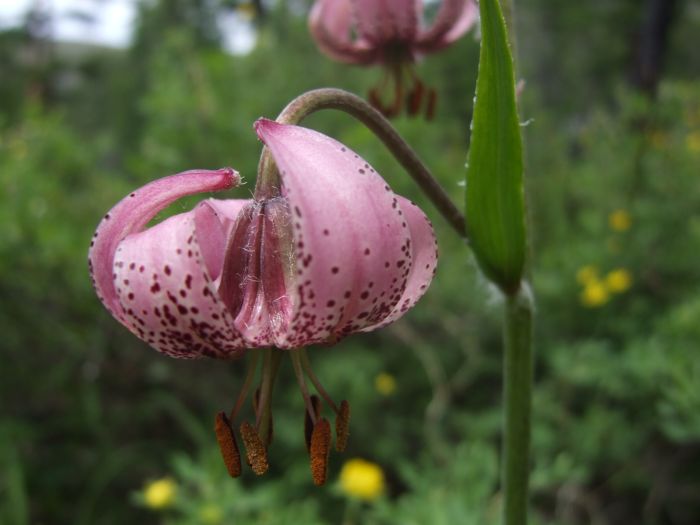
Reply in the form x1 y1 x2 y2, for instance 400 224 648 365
88 119 438 483
309 0 478 117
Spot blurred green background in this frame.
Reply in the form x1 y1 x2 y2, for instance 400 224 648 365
1 0 700 523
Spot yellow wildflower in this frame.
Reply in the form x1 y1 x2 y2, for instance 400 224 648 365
143 477 177 510
576 265 600 286
339 458 385 501
605 268 632 293
580 280 609 308
374 372 397 396
686 131 700 153
608 209 631 232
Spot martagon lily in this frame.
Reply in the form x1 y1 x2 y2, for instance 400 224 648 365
309 0 478 117
89 119 437 484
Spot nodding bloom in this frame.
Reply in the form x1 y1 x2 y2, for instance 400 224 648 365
309 0 478 118
88 119 438 484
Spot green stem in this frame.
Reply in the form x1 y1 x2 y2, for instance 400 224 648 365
502 285 534 525
256 88 467 239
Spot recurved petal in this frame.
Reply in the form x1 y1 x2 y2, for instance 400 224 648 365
113 210 247 359
89 168 239 324
255 119 413 348
309 0 377 64
416 0 477 54
363 196 437 330
353 0 420 44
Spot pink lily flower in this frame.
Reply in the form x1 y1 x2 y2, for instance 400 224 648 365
309 0 478 117
88 119 437 482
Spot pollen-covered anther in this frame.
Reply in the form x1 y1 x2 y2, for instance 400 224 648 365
335 400 351 452
310 417 332 486
214 411 242 478
240 421 269 476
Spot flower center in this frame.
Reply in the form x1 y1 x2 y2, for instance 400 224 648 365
219 198 296 345
214 348 350 485
368 58 437 119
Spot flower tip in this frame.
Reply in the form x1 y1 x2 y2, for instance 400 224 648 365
253 118 283 143
219 166 241 187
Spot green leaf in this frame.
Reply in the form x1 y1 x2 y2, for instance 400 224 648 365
465 0 526 294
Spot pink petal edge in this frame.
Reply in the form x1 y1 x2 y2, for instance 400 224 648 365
308 0 378 64
88 168 239 325
416 0 478 54
255 119 418 348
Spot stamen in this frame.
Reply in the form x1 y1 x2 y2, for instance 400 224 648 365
407 78 424 117
228 350 260 422
240 420 269 475
309 417 331 486
335 400 351 452
299 349 339 414
387 64 405 118
214 411 242 477
256 349 282 448
304 394 322 453
290 349 317 423
253 388 274 446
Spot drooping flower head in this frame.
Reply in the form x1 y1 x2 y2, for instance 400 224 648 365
309 0 478 117
89 119 437 483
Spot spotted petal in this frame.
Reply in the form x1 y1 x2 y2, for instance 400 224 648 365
89 168 239 322
113 204 248 359
363 196 438 330
255 119 432 348
88 168 244 358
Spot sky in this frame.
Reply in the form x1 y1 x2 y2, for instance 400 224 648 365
0 0 255 53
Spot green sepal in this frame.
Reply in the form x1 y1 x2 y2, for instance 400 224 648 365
465 0 526 295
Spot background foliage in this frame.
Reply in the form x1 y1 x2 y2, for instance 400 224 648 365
1 1 699 524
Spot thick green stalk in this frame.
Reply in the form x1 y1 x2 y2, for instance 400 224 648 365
502 286 533 525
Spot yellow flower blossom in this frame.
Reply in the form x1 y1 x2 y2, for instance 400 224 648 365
143 477 177 510
608 209 631 232
686 131 700 153
374 372 397 396
605 268 632 293
580 280 609 308
339 458 385 501
576 265 598 285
